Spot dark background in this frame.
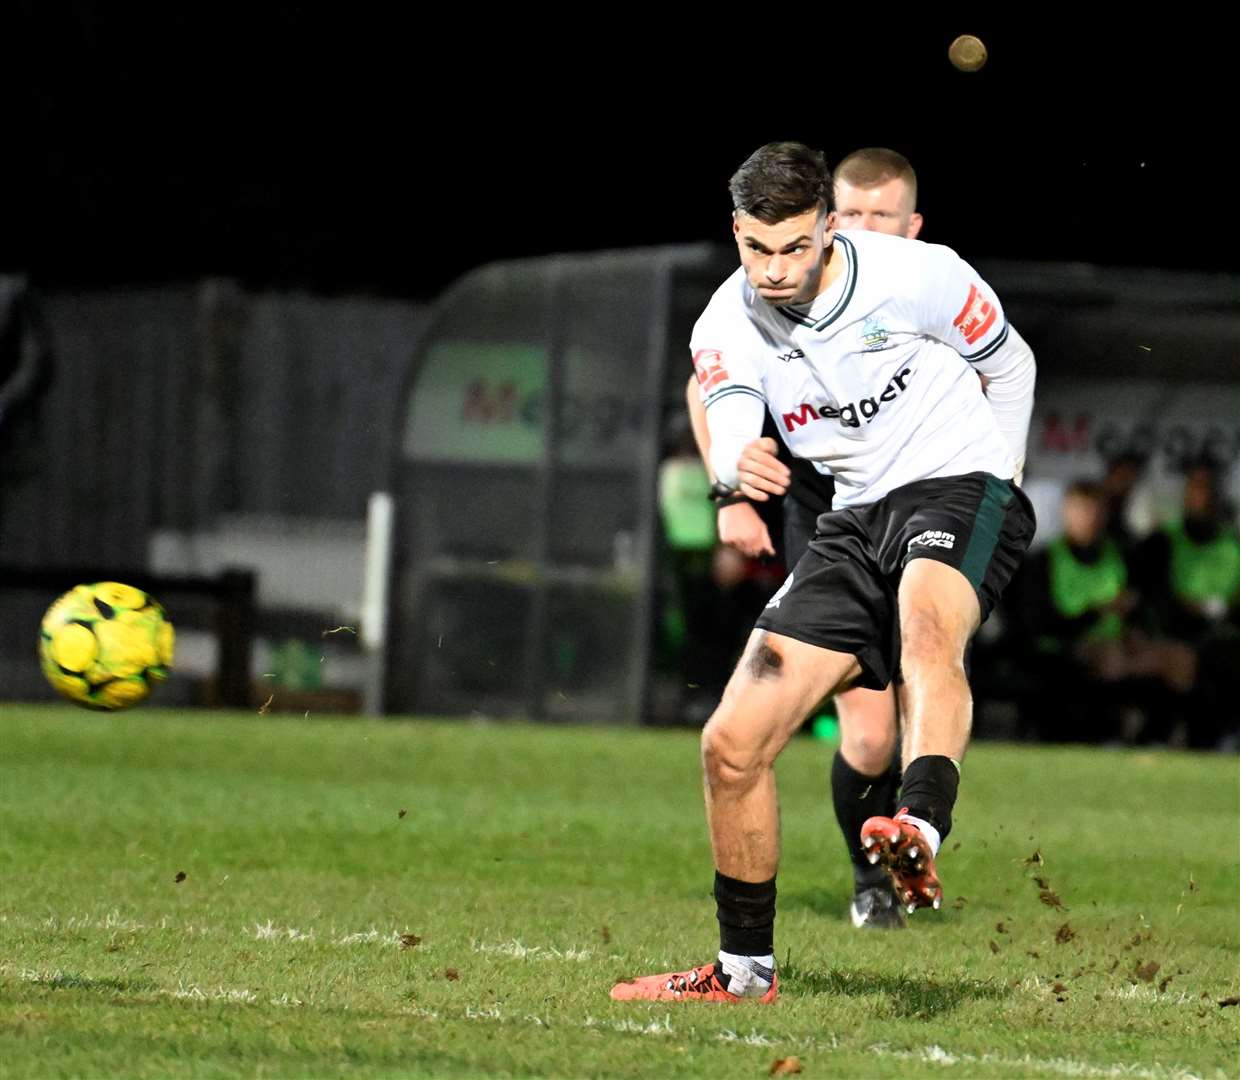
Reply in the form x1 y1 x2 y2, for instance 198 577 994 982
5 7 1238 738
12 7 1233 294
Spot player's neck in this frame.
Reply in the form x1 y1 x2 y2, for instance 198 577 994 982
811 239 844 300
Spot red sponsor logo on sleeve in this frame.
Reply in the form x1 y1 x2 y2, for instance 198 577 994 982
952 284 998 346
692 348 730 392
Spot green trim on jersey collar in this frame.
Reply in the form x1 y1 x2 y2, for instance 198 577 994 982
776 234 858 332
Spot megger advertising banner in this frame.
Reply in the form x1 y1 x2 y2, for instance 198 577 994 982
403 342 648 468
1023 378 1240 543
1027 379 1240 480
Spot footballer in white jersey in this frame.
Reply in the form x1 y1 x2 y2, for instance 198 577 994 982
692 228 1034 509
612 142 1037 1007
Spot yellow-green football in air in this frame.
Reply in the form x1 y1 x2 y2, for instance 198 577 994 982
39 582 175 710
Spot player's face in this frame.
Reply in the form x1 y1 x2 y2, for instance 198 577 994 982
834 178 923 239
733 207 834 306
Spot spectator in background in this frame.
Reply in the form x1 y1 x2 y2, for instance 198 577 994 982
1130 458 1240 748
1100 450 1150 556
1012 479 1195 743
658 417 775 717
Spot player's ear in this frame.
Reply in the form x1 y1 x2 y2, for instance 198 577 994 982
732 212 742 239
906 212 924 240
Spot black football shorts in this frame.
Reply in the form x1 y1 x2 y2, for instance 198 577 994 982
755 471 1036 690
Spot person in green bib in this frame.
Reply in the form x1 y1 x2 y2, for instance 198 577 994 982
659 419 777 715
1131 459 1240 748
1012 480 1195 743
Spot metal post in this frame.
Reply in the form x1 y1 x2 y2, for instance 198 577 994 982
361 490 394 716
629 253 674 723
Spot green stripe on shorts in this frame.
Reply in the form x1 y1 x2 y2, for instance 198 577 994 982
959 475 1013 589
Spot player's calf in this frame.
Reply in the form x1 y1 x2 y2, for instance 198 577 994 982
612 873 779 1004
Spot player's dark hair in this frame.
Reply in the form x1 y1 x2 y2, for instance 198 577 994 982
1065 478 1105 501
835 147 919 206
729 142 833 224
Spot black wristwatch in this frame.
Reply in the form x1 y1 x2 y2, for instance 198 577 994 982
709 481 750 508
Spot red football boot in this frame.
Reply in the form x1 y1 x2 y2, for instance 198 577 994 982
860 809 943 913
610 961 777 1003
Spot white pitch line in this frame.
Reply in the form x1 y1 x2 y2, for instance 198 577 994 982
9 968 266 1008
333 928 404 946
14 967 66 984
865 1043 1205 1080
41 911 170 932
583 1014 676 1037
717 1028 777 1047
253 920 315 943
0 961 1216 1078
170 982 259 1005
25 911 215 937
1104 984 1200 1008
470 939 592 962
1017 974 1203 1009
268 993 305 1007
250 922 417 947
376 1001 1209 1079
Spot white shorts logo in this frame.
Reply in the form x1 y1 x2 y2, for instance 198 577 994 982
908 529 956 551
766 572 794 609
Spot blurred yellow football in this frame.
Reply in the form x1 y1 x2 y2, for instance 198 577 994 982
39 582 175 710
949 34 988 72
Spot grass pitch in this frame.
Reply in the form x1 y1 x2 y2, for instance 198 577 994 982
2 704 1237 1078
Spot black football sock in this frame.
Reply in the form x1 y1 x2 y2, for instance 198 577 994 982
831 750 901 888
714 871 776 958
898 755 961 843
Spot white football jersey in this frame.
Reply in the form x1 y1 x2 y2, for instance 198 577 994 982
692 229 1033 509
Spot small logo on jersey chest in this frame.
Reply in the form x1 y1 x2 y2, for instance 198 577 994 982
860 317 890 351
777 348 805 363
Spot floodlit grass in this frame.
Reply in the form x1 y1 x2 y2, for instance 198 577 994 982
1 704 1237 1078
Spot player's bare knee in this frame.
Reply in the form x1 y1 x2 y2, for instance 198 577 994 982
840 728 897 775
701 719 764 790
837 691 899 766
